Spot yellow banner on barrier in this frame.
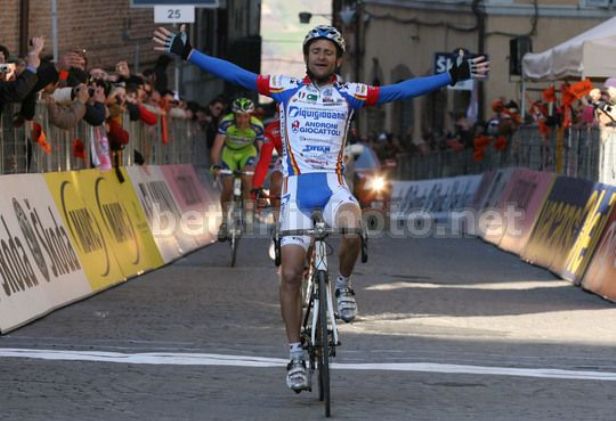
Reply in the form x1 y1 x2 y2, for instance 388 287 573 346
44 172 125 291
96 168 164 275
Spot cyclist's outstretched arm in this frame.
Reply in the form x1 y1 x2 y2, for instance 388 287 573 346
154 26 258 92
368 53 490 106
189 50 258 91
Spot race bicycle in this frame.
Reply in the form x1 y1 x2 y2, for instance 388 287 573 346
279 211 368 417
218 169 254 267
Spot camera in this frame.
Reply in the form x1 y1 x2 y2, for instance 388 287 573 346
51 86 74 105
593 99 614 114
0 63 16 73
88 77 111 97
593 99 616 125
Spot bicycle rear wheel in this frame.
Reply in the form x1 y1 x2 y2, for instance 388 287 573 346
316 269 331 417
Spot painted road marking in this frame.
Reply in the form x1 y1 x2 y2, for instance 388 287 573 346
1 348 616 382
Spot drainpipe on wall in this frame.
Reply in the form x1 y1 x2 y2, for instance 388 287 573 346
472 0 486 122
19 0 30 57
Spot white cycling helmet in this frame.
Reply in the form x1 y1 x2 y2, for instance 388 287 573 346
303 25 346 55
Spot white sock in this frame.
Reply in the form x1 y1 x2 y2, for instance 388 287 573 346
289 342 303 360
335 274 351 290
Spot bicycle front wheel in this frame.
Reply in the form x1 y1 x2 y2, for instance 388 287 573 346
316 269 331 417
229 200 241 267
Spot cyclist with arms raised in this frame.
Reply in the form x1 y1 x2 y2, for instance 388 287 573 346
211 97 264 240
154 24 489 392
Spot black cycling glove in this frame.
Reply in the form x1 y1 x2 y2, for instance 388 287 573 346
448 49 488 85
162 27 193 60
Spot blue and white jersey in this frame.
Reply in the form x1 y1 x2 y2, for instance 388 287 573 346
256 75 379 179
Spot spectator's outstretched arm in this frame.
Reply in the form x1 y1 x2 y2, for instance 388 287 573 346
153 26 258 91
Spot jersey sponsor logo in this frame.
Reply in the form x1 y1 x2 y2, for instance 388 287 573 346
287 106 346 121
302 145 331 153
296 121 342 136
291 120 301 133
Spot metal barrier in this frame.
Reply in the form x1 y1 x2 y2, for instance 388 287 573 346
0 102 206 174
397 124 616 184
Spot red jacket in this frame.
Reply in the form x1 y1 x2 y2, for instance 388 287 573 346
253 119 283 189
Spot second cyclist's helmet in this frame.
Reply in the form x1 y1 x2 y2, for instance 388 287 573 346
303 25 346 56
231 97 255 114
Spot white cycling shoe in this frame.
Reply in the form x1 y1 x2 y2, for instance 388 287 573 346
286 358 311 392
336 287 358 322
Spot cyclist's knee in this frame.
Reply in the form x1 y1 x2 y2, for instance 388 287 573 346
336 204 362 229
281 264 303 287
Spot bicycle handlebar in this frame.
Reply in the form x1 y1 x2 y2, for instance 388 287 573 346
219 169 255 176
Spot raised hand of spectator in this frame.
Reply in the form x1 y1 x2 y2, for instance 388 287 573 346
57 51 84 71
74 83 90 104
92 85 106 104
115 60 130 79
26 36 45 69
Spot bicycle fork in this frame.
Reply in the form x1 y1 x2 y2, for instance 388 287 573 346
309 240 340 350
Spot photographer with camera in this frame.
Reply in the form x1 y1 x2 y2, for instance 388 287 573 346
82 77 109 127
45 82 89 130
0 37 44 118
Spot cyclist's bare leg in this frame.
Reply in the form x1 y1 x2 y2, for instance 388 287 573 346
334 202 361 321
336 203 362 277
280 244 307 343
220 176 234 218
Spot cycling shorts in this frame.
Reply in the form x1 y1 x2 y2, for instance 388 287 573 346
280 172 359 250
221 145 257 172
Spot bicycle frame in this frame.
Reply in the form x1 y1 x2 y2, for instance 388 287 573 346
279 212 367 417
306 224 340 352
218 169 254 266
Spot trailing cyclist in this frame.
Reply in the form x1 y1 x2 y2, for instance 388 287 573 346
210 97 264 241
252 115 283 246
154 24 489 392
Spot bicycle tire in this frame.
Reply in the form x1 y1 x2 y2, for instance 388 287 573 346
317 269 331 417
230 232 238 267
229 200 241 267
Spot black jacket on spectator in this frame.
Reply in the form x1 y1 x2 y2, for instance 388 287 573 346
0 69 38 117
126 102 141 121
19 62 59 120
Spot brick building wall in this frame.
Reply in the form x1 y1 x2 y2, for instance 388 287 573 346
0 0 160 70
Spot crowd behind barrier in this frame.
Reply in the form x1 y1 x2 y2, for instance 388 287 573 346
394 78 616 184
396 125 616 185
1 102 206 174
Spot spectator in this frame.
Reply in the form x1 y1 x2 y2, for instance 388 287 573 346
45 83 89 129
0 37 44 118
0 45 9 64
202 97 226 149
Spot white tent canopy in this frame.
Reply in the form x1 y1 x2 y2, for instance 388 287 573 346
522 16 616 81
